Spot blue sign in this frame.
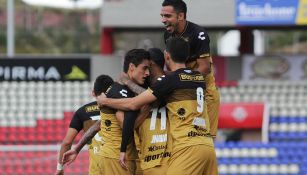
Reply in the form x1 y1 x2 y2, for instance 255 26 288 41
236 0 299 25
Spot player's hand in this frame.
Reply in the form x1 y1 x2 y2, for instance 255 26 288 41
96 93 107 107
54 170 64 175
62 149 78 166
119 72 130 85
119 152 128 170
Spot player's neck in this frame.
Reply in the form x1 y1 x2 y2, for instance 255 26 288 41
175 20 187 37
169 63 186 71
126 71 136 85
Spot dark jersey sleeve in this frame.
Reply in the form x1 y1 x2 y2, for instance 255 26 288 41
120 111 138 152
193 29 210 57
69 109 84 132
151 74 175 101
107 83 139 152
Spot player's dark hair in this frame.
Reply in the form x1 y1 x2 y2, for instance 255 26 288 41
93 74 114 96
148 48 165 69
123 49 150 73
162 0 187 19
165 37 189 63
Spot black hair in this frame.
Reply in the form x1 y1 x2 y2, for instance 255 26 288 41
148 48 165 69
123 49 150 73
162 0 187 19
93 74 114 96
165 37 189 63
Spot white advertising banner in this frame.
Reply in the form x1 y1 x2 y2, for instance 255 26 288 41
242 55 307 80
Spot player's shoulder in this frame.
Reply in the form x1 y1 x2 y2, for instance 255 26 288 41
188 21 207 33
107 82 134 98
187 21 209 41
76 101 97 112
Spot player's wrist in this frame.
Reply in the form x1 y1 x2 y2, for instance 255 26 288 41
57 162 64 170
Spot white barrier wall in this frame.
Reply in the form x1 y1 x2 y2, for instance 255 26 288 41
101 0 235 27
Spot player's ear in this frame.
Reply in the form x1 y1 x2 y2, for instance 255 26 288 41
91 90 96 97
178 12 184 21
129 63 136 72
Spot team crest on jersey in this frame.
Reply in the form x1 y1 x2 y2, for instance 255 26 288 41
177 108 186 117
105 120 112 127
104 119 112 131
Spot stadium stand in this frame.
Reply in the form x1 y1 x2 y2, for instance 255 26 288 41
0 80 306 174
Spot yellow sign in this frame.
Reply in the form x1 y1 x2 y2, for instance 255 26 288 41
296 0 307 24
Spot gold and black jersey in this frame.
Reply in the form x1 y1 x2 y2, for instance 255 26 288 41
164 21 210 63
165 20 219 138
135 106 171 170
98 82 138 160
150 68 213 153
69 101 104 154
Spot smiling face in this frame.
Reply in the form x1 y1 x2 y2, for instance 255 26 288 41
161 5 182 34
129 59 150 85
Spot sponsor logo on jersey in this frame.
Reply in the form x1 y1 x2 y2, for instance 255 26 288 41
187 131 209 137
198 32 206 40
144 152 171 162
179 73 204 82
151 134 167 144
119 89 128 97
85 105 100 113
148 145 167 152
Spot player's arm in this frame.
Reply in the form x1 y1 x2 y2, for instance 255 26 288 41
194 30 211 75
195 56 212 75
118 110 138 170
62 120 101 165
119 73 146 95
55 128 78 175
97 90 157 111
135 105 151 128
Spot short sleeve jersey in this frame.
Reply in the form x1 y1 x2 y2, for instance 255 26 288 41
150 68 214 153
164 21 210 64
69 101 103 154
164 21 216 87
135 105 172 170
98 82 138 160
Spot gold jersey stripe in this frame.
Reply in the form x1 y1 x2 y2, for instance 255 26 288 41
166 89 198 103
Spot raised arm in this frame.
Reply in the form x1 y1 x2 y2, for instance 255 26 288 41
62 120 101 165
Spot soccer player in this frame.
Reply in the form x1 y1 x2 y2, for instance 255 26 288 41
55 74 114 175
97 37 218 175
119 48 171 175
62 49 151 175
161 0 220 138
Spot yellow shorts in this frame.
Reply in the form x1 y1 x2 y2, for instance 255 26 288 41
143 164 168 175
206 86 220 138
135 159 144 175
167 145 218 175
88 154 104 175
97 157 136 175
88 149 103 175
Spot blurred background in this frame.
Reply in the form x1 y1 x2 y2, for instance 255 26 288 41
0 0 307 174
